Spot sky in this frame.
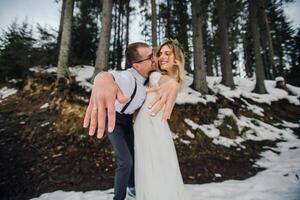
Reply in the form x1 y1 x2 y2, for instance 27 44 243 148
0 0 62 32
0 0 300 42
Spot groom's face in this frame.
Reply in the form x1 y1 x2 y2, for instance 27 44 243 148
133 47 155 78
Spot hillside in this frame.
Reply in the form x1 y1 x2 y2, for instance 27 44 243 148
0 65 300 200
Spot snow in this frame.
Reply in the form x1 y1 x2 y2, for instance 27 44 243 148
31 127 300 200
18 66 300 200
29 65 94 92
0 86 17 102
180 138 191 145
27 65 300 106
186 130 195 139
184 108 297 148
176 74 217 104
207 76 300 106
287 84 300 96
281 120 300 128
199 124 221 138
69 66 94 92
275 76 285 82
40 122 50 127
184 118 201 130
240 98 264 117
40 103 49 109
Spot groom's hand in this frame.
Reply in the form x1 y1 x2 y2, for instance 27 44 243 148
146 76 180 121
83 72 130 139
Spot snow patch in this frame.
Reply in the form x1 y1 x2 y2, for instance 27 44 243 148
40 103 49 109
0 86 18 102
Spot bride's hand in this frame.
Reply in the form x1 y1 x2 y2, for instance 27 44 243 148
146 76 180 120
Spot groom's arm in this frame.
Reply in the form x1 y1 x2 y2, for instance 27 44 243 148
83 72 130 139
147 75 181 121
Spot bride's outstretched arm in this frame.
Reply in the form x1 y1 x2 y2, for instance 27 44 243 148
146 75 181 121
83 72 130 139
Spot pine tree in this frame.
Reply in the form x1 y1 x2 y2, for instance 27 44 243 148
110 0 131 70
249 0 267 94
257 0 276 80
0 20 35 81
202 0 214 76
266 0 295 77
243 11 254 78
286 28 300 86
71 0 99 65
191 0 208 93
34 24 57 66
151 0 158 48
94 0 113 77
216 0 235 88
56 0 74 88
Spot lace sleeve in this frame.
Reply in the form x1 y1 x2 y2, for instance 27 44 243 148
149 71 162 87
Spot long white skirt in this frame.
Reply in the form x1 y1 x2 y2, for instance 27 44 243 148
134 90 186 200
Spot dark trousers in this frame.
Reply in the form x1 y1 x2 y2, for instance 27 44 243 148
106 112 135 200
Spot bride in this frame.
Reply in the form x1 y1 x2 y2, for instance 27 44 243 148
134 40 187 200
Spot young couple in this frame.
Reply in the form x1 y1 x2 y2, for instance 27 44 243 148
83 40 187 200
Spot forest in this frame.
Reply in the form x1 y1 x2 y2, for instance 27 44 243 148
0 0 299 90
0 0 300 200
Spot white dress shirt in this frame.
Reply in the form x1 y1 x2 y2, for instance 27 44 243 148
110 68 147 114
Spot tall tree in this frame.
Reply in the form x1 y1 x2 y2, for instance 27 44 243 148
56 0 74 88
266 0 295 77
110 0 130 70
249 0 267 94
257 0 276 79
94 0 113 77
156 0 191 72
56 0 66 59
286 28 300 86
151 0 158 48
125 1 131 48
243 16 254 78
203 0 214 76
0 21 35 81
227 0 245 77
173 0 191 72
71 0 99 65
191 0 208 93
216 0 235 88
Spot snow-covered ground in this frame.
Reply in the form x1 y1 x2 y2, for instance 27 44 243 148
1 65 300 200
27 65 300 106
0 86 17 103
31 134 300 200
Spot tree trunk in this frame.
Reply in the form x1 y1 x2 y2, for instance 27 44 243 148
216 0 235 89
151 0 158 48
191 0 208 94
112 3 117 69
56 0 74 88
116 3 122 70
125 1 130 47
257 0 276 79
250 0 267 94
56 0 66 59
94 0 113 78
243 31 254 77
165 0 171 38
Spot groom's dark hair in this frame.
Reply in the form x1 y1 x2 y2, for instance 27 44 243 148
125 42 149 65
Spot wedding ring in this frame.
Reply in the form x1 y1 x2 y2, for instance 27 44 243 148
92 107 98 111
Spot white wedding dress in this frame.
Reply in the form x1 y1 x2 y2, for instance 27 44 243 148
134 72 186 200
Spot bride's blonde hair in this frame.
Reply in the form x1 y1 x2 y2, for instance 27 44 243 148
156 40 185 84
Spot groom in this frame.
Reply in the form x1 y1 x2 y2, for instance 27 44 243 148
83 42 180 200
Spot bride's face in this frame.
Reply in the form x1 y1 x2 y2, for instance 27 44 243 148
158 45 175 71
